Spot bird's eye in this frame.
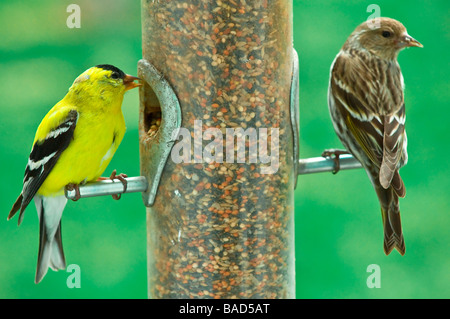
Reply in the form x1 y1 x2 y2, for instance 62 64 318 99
111 72 120 79
382 31 391 38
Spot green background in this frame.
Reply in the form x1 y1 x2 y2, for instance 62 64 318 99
0 0 448 298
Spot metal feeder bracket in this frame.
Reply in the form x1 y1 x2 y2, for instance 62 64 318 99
138 58 182 207
290 49 300 188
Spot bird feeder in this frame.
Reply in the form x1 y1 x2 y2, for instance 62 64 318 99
140 0 297 299
65 0 361 299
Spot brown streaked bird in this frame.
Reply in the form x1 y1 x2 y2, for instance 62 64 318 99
326 18 422 255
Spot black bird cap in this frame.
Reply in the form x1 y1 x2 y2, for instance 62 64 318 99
95 64 126 80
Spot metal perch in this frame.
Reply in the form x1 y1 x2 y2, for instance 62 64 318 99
64 154 361 200
65 176 148 200
298 154 362 175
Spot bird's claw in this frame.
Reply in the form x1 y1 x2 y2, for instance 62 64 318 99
109 169 128 200
66 183 81 201
322 149 350 174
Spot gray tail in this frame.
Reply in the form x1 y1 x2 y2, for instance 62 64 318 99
35 196 67 284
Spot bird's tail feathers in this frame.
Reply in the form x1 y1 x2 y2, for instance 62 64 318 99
34 195 67 284
8 194 23 221
379 188 405 256
8 193 34 226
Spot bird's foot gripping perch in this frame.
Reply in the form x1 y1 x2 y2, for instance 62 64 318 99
98 169 128 200
322 149 351 174
66 183 81 201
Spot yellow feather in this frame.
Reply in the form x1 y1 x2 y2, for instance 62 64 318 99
33 103 74 145
345 113 378 166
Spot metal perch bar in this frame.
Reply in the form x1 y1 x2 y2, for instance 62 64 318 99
63 154 361 200
298 154 362 175
64 176 148 200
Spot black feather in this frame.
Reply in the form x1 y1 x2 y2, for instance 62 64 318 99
95 64 125 80
17 110 78 225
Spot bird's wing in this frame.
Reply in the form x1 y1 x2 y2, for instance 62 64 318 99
330 52 384 167
15 108 78 225
331 51 406 190
379 105 406 189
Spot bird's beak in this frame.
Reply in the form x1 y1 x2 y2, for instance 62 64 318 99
400 34 423 48
123 74 142 91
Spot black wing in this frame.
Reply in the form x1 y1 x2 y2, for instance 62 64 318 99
9 109 78 225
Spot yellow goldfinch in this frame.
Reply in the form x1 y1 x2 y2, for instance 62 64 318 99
8 64 140 283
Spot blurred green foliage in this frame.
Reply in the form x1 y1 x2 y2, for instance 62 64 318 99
0 0 448 298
